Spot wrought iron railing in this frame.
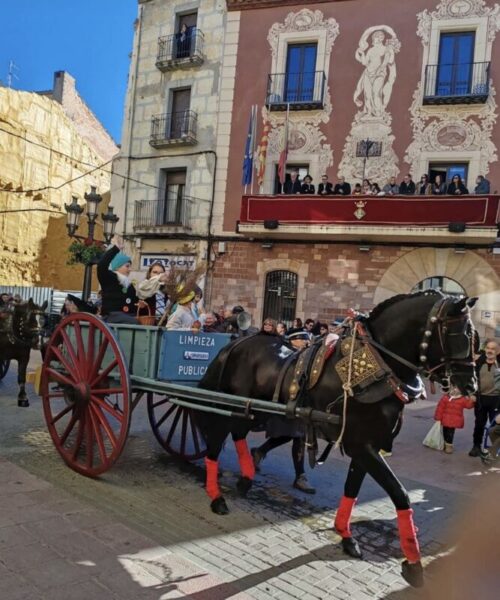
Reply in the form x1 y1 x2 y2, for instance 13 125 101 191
266 71 326 110
150 110 198 146
423 62 490 103
134 196 194 230
156 29 204 69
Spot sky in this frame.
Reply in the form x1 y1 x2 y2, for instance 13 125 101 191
0 0 137 143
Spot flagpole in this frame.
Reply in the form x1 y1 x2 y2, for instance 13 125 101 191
250 105 257 195
281 103 289 195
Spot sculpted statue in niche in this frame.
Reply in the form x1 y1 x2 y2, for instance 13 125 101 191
353 26 400 118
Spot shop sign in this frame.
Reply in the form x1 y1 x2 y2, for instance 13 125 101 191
140 254 196 270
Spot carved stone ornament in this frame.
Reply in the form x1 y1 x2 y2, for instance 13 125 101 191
406 1 500 177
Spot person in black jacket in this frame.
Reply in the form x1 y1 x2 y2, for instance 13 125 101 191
97 235 139 324
283 169 302 194
317 174 333 195
431 174 447 195
300 174 315 194
447 174 469 195
469 340 500 457
399 174 416 195
333 176 351 195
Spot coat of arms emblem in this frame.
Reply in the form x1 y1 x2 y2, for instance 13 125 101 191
354 200 367 220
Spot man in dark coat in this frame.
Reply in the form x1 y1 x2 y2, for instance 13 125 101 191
300 174 315 194
97 235 139 324
283 169 302 194
317 174 333 195
333 176 351 195
399 174 416 195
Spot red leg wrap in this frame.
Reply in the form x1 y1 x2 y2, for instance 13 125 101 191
205 458 221 500
334 496 357 539
397 508 421 563
234 439 255 480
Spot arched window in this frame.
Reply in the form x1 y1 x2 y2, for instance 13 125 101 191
412 276 465 298
263 271 298 326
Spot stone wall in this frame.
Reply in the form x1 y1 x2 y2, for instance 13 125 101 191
0 86 113 289
208 241 500 338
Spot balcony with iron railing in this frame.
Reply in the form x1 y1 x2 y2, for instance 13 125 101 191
423 62 490 104
156 29 204 71
238 194 500 245
266 71 326 111
133 196 195 233
150 110 198 148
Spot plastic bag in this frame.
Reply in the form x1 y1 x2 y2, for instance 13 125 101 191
423 421 444 451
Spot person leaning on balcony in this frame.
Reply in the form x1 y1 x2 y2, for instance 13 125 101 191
175 23 192 59
318 174 334 195
447 174 469 195
382 176 399 195
300 175 315 195
399 174 416 195
362 178 372 195
431 174 447 195
97 234 139 325
284 169 302 194
352 183 363 196
474 175 491 195
417 174 432 195
333 176 351 195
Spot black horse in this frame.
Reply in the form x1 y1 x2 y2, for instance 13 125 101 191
195 291 477 588
0 299 47 406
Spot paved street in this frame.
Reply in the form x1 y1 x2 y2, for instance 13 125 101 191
0 356 498 600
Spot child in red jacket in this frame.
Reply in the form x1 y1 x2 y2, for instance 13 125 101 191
434 386 475 454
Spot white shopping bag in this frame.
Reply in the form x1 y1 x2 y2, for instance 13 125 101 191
422 421 444 451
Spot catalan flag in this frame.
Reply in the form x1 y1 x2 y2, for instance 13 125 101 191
257 120 271 188
277 103 290 187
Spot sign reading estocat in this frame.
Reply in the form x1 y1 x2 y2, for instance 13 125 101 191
157 331 231 382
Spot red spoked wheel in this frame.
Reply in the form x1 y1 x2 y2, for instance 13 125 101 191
147 393 207 461
40 313 131 477
0 359 10 380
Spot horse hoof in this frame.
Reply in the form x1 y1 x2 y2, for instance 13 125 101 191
236 476 253 497
341 537 363 559
401 560 424 588
17 398 29 408
210 496 229 515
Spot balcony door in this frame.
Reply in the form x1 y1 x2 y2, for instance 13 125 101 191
176 12 197 59
436 32 475 96
285 43 317 103
429 162 468 186
170 88 191 138
160 169 186 225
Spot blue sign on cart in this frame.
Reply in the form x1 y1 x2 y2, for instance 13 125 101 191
157 331 231 382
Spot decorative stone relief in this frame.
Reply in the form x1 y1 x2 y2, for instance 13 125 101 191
338 26 401 183
405 0 500 178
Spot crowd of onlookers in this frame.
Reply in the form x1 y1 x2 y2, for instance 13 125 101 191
280 169 492 197
0 293 25 308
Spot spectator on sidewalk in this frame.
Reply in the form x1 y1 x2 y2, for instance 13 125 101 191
434 385 475 454
469 339 500 457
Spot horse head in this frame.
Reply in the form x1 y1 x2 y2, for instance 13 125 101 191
13 298 48 349
368 291 478 397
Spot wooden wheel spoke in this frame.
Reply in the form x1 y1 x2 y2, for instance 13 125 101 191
85 412 94 469
91 359 118 388
50 348 78 383
152 397 170 409
86 322 96 378
59 413 79 446
89 408 108 464
189 411 202 455
47 391 66 399
89 337 109 382
50 403 75 425
89 403 118 450
45 368 76 389
73 321 86 369
71 418 84 461
60 328 83 379
92 387 123 396
180 409 188 456
165 407 182 446
91 394 124 423
156 403 177 429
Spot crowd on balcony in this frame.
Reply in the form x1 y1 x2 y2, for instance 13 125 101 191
279 169 491 197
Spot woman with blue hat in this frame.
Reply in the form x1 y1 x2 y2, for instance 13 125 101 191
97 234 139 324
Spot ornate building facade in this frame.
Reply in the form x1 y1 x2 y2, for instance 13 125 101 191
118 0 500 337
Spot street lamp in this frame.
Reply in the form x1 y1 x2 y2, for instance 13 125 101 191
64 187 120 302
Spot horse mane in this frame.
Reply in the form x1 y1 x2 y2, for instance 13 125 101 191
368 290 444 322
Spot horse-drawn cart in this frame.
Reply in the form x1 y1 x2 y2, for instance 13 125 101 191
40 314 330 477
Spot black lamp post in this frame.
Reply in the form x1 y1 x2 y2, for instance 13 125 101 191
64 187 119 302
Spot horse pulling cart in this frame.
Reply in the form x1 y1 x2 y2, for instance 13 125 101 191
40 313 333 477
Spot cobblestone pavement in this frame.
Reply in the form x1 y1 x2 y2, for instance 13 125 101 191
0 356 498 599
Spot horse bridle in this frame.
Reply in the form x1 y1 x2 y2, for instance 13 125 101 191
10 306 45 348
362 296 475 382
